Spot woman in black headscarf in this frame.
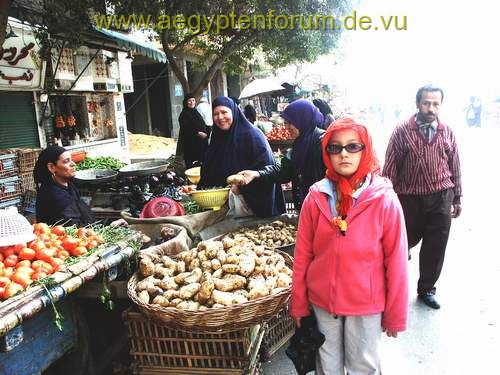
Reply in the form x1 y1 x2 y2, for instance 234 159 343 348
34 146 126 227
178 94 208 168
243 104 257 124
313 99 336 130
199 96 285 218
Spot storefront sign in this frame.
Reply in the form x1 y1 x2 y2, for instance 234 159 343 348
0 20 46 90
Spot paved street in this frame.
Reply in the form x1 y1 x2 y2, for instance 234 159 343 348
263 124 500 374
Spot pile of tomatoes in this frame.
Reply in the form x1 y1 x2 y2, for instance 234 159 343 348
0 223 105 300
266 125 293 141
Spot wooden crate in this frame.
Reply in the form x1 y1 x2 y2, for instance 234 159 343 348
14 148 41 173
260 305 295 362
123 308 264 374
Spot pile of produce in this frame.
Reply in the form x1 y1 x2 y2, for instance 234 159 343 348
0 223 135 301
135 237 292 311
225 220 297 248
266 125 294 141
0 223 105 300
75 156 126 171
128 132 177 155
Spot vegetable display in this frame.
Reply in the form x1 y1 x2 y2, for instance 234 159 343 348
135 237 292 311
0 223 105 300
75 156 126 171
0 223 134 301
225 220 297 248
266 125 294 141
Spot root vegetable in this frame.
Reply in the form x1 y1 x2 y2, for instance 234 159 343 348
179 283 201 299
138 290 150 304
139 258 155 277
222 264 240 274
213 275 246 292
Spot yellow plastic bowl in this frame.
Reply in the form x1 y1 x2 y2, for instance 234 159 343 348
185 167 201 184
190 188 229 210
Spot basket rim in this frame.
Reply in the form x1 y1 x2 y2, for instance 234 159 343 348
189 187 230 195
127 250 293 332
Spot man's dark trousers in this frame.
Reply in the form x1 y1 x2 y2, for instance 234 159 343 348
398 189 453 294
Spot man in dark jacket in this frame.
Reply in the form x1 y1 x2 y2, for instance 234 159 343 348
236 99 326 211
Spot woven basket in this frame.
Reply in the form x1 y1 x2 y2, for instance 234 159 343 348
189 188 229 210
127 250 293 333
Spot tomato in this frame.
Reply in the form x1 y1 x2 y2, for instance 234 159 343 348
0 261 4 274
69 246 87 257
86 240 98 250
15 266 34 276
31 271 48 281
86 228 96 237
56 250 70 260
95 235 104 244
16 260 31 269
37 233 51 242
52 239 63 247
19 247 36 261
1 246 15 257
12 272 34 289
31 260 53 274
13 244 25 254
0 287 4 300
51 225 66 237
29 240 46 252
4 254 18 268
62 236 79 252
3 267 14 278
49 258 64 272
77 227 88 239
0 253 4 262
0 276 11 287
35 248 56 263
3 282 24 299
33 223 51 235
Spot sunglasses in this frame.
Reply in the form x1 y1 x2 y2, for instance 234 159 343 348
325 143 365 155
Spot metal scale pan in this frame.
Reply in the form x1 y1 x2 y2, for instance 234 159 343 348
73 169 119 186
118 159 170 177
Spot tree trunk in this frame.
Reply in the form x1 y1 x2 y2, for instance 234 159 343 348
0 0 13 48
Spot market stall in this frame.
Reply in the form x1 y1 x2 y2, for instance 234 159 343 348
0 207 142 374
122 214 298 374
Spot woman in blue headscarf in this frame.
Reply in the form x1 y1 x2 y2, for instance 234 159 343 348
199 96 285 217
237 99 326 211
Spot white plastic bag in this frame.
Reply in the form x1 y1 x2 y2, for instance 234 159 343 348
227 191 254 218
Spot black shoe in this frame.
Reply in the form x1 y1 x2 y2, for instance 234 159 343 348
418 292 441 309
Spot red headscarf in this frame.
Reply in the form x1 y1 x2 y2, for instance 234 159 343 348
321 118 380 220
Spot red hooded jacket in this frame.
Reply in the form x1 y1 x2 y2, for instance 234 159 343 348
291 176 409 332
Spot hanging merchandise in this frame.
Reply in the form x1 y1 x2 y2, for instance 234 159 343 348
54 98 65 129
65 97 76 127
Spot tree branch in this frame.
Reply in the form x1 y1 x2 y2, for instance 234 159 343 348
161 30 190 93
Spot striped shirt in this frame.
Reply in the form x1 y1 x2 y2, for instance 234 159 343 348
382 114 462 203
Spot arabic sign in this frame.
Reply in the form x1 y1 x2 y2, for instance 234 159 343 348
0 20 46 90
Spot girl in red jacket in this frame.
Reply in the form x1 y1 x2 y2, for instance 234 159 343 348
291 118 408 374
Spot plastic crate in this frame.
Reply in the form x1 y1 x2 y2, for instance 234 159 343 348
0 176 22 201
0 152 18 179
260 305 295 362
0 197 22 210
123 308 264 375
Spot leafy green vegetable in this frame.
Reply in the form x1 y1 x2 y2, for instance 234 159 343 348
75 156 126 171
